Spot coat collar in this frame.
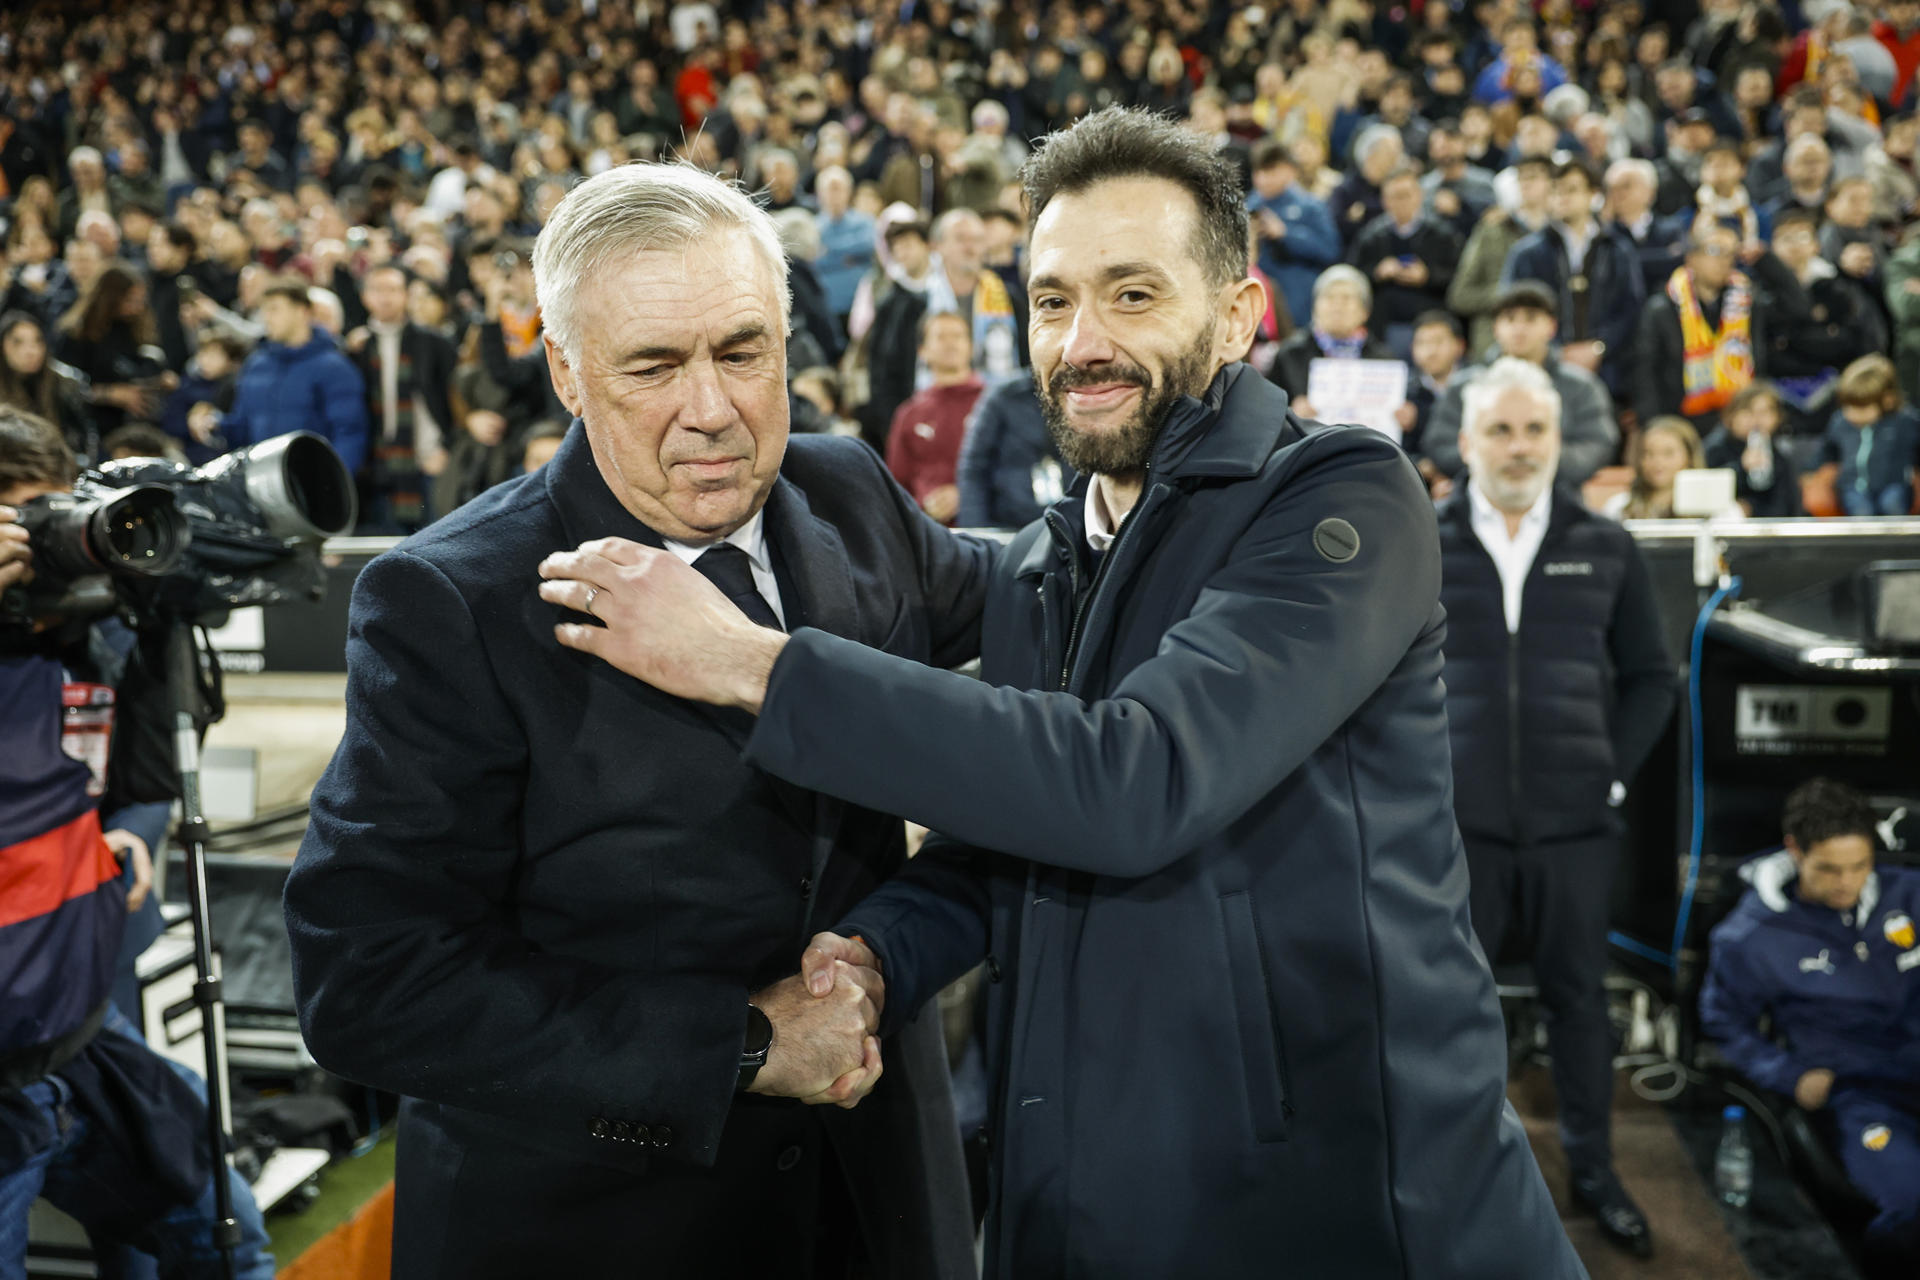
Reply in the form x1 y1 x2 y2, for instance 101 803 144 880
1740 848 1881 927
544 422 856 641
1438 480 1589 542
1013 363 1288 581
1147 362 1290 482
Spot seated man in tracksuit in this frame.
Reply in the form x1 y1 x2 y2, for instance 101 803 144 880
1701 777 1920 1277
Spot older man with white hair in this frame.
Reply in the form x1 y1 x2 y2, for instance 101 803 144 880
1436 356 1675 1261
1605 157 1690 293
57 146 115 241
283 162 985 1279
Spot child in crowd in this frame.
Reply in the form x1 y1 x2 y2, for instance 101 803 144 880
1822 354 1920 516
1606 416 1742 519
160 330 247 464
1702 383 1803 518
519 420 568 474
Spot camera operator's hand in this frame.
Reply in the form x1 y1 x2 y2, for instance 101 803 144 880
104 829 153 912
0 505 32 590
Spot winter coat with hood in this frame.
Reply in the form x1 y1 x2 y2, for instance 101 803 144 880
1702 854 1920 1097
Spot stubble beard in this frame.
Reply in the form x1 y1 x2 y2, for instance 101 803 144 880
1037 327 1217 478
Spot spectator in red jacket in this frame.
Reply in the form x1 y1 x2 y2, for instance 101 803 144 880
1877 0 1920 107
885 310 983 525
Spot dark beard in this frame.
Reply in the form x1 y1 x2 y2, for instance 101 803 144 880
1037 328 1217 477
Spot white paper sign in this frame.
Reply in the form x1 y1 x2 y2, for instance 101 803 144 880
1306 358 1408 442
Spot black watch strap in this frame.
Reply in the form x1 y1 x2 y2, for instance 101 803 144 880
738 1003 773 1091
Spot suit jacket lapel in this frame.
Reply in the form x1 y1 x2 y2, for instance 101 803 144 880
545 425 771 762
761 476 859 641
761 476 860 925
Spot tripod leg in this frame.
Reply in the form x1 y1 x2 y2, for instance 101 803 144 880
167 622 239 1279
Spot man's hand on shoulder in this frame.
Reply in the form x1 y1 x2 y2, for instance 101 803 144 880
749 963 884 1108
538 538 787 712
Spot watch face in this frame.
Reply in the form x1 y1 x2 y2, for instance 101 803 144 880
744 1005 774 1060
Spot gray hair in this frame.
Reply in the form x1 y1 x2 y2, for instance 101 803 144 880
1543 84 1591 127
1312 264 1372 311
1605 157 1658 190
770 206 822 262
931 207 985 245
531 162 791 363
68 146 104 171
1353 124 1403 168
1461 357 1560 436
972 99 1010 133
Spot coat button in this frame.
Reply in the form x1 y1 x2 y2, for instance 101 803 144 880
799 877 813 897
611 1120 631 1141
651 1125 673 1148
776 1144 803 1171
986 955 1003 983
631 1123 651 1145
590 1117 609 1139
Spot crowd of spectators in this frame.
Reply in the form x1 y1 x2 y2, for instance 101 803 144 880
2 0 1919 530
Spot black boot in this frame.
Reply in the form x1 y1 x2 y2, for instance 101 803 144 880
1569 1165 1654 1258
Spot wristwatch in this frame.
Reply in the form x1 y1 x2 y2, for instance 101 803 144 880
738 1003 773 1090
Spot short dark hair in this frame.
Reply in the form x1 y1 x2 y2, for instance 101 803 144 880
195 329 252 362
1251 136 1292 172
1784 778 1878 851
1702 139 1745 164
917 308 972 347
1021 106 1248 291
101 422 184 463
1493 280 1558 320
159 221 198 256
980 206 1022 230
1551 157 1599 189
1381 163 1425 191
1771 206 1822 237
1785 85 1826 116
1514 155 1555 178
883 219 930 247
1725 380 1781 418
0 405 77 494
262 279 313 308
1413 310 1463 339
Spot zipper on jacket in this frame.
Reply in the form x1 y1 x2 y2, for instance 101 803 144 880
1041 507 1082 690
1059 471 1161 692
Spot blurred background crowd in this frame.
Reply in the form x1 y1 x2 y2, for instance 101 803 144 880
2 0 1918 534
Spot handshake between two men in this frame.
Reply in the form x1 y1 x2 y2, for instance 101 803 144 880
751 933 890 1109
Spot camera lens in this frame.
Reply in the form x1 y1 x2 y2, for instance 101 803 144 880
92 487 189 575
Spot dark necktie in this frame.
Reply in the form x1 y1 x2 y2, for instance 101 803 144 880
693 543 782 632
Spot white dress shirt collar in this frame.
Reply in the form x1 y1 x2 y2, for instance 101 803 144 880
1467 478 1554 633
1084 476 1123 552
662 507 786 628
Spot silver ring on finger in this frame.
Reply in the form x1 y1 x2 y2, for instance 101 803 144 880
583 587 600 619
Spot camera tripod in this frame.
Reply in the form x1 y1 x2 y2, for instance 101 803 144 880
165 619 240 1280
